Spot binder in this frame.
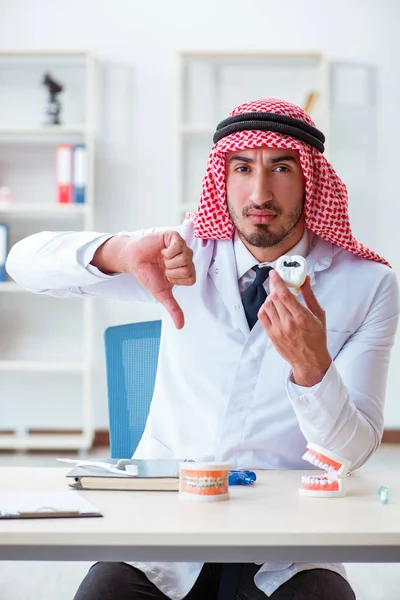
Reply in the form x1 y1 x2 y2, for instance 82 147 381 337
72 144 87 204
65 458 180 491
56 144 73 203
0 222 8 282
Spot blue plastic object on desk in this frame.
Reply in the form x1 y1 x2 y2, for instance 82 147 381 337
228 470 256 485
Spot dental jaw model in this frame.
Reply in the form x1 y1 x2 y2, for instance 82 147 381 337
275 255 307 295
299 443 352 498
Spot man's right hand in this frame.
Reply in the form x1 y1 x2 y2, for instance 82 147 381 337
91 231 196 329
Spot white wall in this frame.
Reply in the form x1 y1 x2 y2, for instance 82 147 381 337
1 0 400 428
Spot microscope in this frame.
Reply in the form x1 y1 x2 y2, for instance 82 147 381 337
42 72 64 126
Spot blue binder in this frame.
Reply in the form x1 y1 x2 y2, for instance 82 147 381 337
72 144 87 204
0 222 8 281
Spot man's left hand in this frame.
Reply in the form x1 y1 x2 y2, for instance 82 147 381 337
258 270 332 387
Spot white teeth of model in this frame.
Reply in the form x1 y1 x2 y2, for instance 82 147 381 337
275 255 307 294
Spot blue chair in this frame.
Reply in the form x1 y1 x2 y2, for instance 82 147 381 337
104 320 161 458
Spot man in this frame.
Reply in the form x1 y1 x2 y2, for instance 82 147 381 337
6 98 399 600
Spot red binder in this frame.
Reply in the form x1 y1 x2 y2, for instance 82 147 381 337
56 144 73 203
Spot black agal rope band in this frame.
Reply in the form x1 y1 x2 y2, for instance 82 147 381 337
213 111 325 153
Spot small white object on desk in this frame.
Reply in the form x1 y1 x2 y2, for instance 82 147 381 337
275 255 307 295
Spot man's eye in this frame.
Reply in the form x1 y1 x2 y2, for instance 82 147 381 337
274 166 289 173
235 166 250 173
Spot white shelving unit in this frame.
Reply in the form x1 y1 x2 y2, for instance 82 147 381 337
177 51 329 223
0 50 96 451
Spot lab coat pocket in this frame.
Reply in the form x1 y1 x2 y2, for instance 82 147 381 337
326 329 352 360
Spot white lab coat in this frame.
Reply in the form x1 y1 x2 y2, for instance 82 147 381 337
6 219 400 599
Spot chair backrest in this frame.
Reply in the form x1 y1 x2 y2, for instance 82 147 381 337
104 320 161 458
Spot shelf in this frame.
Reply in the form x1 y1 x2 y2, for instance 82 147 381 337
0 126 87 136
0 50 91 59
0 433 93 451
180 50 323 60
0 282 29 292
0 203 88 216
0 126 90 145
0 361 84 373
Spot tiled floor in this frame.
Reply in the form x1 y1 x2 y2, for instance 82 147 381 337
0 445 399 599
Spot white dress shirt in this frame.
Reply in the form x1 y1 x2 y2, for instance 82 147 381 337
5 220 400 600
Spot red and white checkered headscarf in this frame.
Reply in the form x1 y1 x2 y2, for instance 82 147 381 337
190 98 389 266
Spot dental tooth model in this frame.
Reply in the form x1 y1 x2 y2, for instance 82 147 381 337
275 255 307 295
299 443 352 498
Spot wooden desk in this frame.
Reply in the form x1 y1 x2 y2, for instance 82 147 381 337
0 466 399 562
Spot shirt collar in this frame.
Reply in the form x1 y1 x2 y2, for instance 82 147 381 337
234 227 310 281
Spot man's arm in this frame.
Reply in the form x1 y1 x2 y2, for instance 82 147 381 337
6 228 196 329
6 230 149 297
259 269 399 469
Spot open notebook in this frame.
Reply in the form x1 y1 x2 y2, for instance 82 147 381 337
66 459 180 491
0 491 102 519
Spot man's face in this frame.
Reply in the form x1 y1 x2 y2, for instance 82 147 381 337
226 147 306 250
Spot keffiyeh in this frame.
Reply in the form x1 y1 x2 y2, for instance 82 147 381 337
190 98 389 266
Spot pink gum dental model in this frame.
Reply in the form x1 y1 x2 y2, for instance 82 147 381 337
299 443 352 498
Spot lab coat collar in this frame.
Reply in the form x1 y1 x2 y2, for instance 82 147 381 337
306 232 336 285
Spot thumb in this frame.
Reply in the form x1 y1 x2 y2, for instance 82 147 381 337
157 290 185 330
162 231 184 259
300 276 325 321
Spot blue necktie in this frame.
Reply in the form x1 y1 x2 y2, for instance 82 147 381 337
242 265 273 330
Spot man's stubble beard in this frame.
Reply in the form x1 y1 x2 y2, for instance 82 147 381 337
229 199 304 249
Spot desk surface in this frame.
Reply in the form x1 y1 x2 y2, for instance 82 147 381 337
0 466 399 562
